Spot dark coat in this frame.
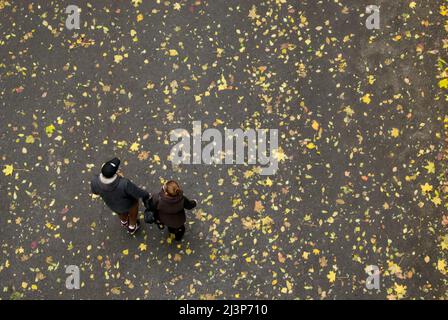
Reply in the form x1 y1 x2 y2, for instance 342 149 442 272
91 175 150 214
150 189 196 228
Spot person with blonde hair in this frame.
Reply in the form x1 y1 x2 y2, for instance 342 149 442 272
147 180 197 241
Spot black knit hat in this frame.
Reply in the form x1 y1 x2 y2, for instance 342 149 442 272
101 157 120 178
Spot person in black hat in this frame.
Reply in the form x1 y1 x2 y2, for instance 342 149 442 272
90 158 150 235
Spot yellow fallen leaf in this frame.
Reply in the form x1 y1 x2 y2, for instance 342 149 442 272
3 164 13 176
439 78 448 89
388 261 402 274
111 287 121 295
217 74 228 91
394 283 407 298
130 142 140 152
131 0 142 7
248 5 258 20
169 49 178 56
441 235 448 250
361 93 371 104
420 183 433 194
441 6 448 16
25 135 35 144
424 161 435 174
122 249 129 255
437 259 446 273
432 196 441 206
114 54 123 63
391 128 400 138
327 270 336 283
45 124 55 136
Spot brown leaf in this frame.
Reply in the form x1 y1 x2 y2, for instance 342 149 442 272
137 151 149 161
254 201 264 213
278 252 286 263
319 256 328 268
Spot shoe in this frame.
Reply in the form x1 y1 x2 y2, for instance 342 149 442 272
120 219 129 228
127 220 141 235
156 220 165 230
174 226 185 241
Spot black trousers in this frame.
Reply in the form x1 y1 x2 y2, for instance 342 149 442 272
168 225 185 241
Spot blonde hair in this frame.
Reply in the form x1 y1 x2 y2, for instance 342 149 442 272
163 180 181 197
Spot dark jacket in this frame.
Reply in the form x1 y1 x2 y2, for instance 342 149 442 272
90 175 150 214
150 189 196 228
